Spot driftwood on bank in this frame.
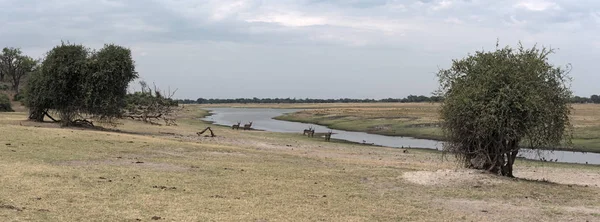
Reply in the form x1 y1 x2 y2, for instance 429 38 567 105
197 127 216 137
71 119 94 127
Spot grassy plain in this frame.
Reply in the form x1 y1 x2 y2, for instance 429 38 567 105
200 103 600 153
0 105 599 221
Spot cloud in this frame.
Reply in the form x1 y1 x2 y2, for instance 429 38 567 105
514 0 560 11
432 0 453 11
0 0 599 98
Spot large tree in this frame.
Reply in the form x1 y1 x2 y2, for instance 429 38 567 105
436 42 573 177
0 47 37 94
25 42 138 126
39 43 89 125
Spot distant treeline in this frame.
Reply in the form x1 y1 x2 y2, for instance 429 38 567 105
174 94 600 105
175 95 443 104
571 95 600 104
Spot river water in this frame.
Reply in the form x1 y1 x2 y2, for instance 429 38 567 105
202 107 600 165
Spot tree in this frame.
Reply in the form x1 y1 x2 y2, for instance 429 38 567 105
436 42 573 177
591 95 600 104
38 43 89 125
24 42 138 126
0 47 37 94
124 81 179 125
84 44 138 120
23 68 51 121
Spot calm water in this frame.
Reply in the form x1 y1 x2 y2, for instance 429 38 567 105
202 108 600 165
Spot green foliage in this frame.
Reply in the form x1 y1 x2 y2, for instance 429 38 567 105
24 42 138 125
24 69 51 121
0 93 13 112
0 47 38 93
39 43 89 124
0 83 8 91
84 44 138 119
591 95 600 103
436 42 573 177
13 93 24 101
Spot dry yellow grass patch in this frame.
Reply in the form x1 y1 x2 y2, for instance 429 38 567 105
0 108 599 221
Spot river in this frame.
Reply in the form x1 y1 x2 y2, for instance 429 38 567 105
201 107 600 165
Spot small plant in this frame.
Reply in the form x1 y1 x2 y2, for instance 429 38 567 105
0 93 14 112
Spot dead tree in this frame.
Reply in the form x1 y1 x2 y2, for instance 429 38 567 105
124 81 181 126
164 117 177 126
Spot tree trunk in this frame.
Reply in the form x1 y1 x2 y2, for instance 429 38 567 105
28 108 45 122
500 140 519 177
505 149 518 177
12 80 19 94
44 111 58 122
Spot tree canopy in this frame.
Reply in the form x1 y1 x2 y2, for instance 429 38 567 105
25 42 138 126
0 47 38 94
436 42 573 177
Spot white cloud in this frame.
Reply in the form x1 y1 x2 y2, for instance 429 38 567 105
209 0 250 21
514 0 560 11
432 0 453 11
245 13 328 27
383 1 407 11
1 0 599 98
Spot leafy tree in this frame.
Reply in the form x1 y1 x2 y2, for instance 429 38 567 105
591 95 600 104
84 44 138 120
24 42 138 126
0 93 13 112
0 47 38 94
38 43 89 125
436 42 573 177
23 69 51 121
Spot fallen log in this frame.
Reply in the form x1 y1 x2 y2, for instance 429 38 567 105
197 127 216 137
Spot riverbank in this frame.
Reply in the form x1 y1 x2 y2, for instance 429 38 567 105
199 103 600 154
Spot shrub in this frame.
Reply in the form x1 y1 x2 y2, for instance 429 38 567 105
0 84 9 91
436 42 572 177
0 93 13 112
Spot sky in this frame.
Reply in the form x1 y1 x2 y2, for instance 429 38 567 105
1 0 599 99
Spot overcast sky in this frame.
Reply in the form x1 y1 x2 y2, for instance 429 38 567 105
1 0 599 99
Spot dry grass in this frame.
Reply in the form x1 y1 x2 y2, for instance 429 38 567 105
1 107 600 221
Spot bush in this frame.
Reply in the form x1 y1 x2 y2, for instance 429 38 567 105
0 93 13 112
13 93 24 101
436 42 572 177
0 84 9 91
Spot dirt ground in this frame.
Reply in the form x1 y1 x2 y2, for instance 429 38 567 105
0 106 599 221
